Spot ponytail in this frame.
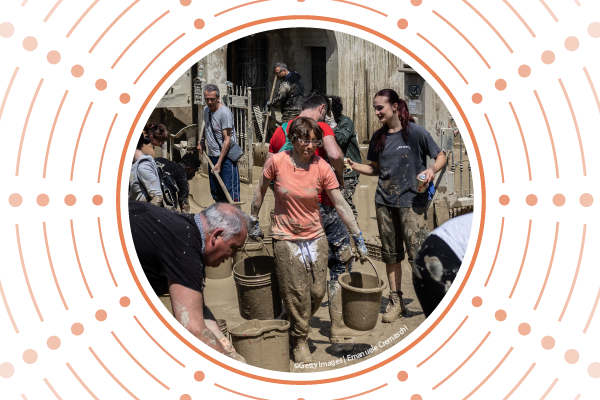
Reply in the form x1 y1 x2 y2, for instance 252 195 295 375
371 89 414 156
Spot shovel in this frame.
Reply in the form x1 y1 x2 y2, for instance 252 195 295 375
253 76 278 167
197 106 244 209
202 153 244 208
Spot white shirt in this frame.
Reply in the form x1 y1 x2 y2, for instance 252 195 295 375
429 213 473 261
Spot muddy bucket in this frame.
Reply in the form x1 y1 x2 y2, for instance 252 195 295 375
230 319 290 372
233 238 272 266
205 258 233 280
233 256 282 320
338 271 387 331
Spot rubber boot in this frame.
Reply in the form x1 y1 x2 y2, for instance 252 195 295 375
382 291 407 323
328 281 370 342
291 337 313 363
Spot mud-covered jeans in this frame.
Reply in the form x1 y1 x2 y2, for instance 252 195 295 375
413 234 461 317
375 204 429 265
273 236 328 342
319 204 353 282
342 176 359 221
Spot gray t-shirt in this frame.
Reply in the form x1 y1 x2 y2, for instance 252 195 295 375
204 105 237 157
367 121 441 208
129 154 162 202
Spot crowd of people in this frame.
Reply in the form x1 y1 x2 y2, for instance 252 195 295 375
128 61 470 365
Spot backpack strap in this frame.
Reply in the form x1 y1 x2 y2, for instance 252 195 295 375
278 121 293 153
134 157 153 202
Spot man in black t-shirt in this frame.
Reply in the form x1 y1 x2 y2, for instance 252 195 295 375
129 200 249 362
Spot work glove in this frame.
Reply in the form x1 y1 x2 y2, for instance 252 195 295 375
249 215 264 240
324 115 337 129
266 101 272 108
350 232 368 263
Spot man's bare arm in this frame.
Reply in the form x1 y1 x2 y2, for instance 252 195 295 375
168 280 227 354
323 135 345 188
213 127 232 174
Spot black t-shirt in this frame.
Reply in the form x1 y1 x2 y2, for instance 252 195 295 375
129 200 204 295
155 157 190 209
367 122 441 208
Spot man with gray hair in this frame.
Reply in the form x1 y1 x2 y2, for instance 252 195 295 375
129 200 249 362
198 84 240 203
267 62 305 123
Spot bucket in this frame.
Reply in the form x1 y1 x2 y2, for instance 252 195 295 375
233 238 272 265
233 255 282 320
230 319 290 372
205 257 233 280
338 271 387 331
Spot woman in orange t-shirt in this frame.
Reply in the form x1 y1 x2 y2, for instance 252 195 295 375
249 117 368 363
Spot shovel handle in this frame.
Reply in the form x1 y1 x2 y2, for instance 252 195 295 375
202 153 235 204
262 76 278 144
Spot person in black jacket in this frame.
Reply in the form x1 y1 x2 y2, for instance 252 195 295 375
268 62 306 123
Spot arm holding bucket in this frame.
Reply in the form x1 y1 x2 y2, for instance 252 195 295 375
202 305 247 363
326 187 368 262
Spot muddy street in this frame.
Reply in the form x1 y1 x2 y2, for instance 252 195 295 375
190 166 426 372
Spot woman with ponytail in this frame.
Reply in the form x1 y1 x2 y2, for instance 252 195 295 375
348 89 446 323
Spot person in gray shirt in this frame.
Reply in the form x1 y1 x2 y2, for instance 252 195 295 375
198 84 240 203
130 133 163 206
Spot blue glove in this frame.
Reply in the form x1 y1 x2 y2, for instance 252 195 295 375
350 232 368 263
266 101 272 108
249 215 264 240
427 181 436 201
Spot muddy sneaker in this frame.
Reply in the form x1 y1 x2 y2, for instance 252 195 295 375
382 291 407 323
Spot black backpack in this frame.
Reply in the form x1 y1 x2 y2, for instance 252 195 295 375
154 159 179 211
138 158 178 211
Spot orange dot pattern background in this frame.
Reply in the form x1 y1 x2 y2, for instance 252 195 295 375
1 0 599 399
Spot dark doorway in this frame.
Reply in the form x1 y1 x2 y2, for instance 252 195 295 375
311 47 327 94
227 36 269 109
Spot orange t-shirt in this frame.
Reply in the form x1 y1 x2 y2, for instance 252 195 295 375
263 150 339 240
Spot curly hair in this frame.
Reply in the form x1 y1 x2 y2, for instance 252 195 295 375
136 133 151 150
181 152 201 169
287 117 323 144
144 123 168 143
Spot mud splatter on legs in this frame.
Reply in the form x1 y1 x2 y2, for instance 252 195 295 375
273 236 328 343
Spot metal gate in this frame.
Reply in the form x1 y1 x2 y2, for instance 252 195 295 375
223 83 254 184
231 37 269 110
